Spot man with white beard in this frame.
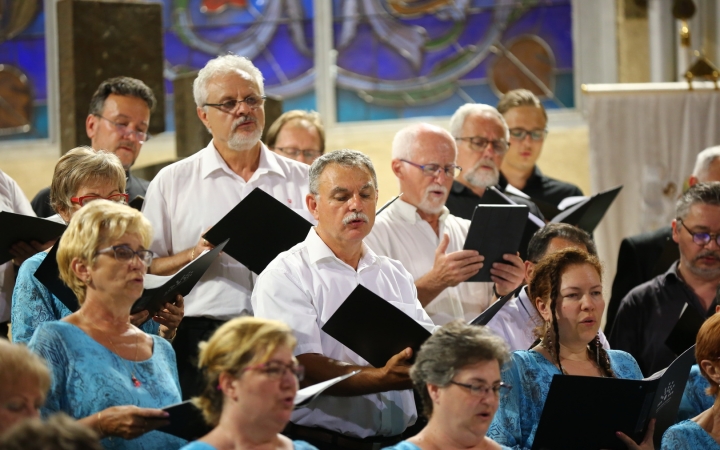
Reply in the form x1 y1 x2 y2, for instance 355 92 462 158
365 123 525 324
142 55 310 398
445 103 544 221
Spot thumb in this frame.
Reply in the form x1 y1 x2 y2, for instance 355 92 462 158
436 233 450 255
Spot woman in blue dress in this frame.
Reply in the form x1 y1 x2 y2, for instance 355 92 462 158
28 201 187 449
661 312 720 449
384 321 512 450
487 248 653 450
11 147 183 344
180 317 316 450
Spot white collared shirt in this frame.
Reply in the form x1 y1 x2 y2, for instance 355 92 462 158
364 199 493 325
252 228 435 438
142 141 311 319
485 286 611 351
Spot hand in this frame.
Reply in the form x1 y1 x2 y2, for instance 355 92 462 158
490 252 525 297
430 234 484 288
616 419 655 450
191 228 215 261
9 239 54 265
156 294 184 339
129 310 150 327
380 347 414 390
95 405 170 439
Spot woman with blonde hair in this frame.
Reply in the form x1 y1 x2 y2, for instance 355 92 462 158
181 317 316 450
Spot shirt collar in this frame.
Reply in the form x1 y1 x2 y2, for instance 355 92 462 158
306 227 378 270
200 141 286 180
392 198 449 225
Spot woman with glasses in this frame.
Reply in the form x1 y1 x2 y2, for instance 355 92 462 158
11 146 182 343
180 317 316 450
385 321 512 450
487 248 653 450
27 200 186 449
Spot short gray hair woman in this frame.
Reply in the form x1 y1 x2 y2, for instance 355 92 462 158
385 321 513 450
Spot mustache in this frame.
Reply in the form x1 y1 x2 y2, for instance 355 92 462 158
472 157 497 171
424 183 448 197
694 250 720 261
232 114 257 131
342 212 370 225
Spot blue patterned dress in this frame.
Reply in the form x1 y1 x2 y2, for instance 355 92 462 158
384 439 511 449
661 420 720 449
28 321 186 450
180 440 317 449
487 349 644 450
11 251 159 343
677 365 713 421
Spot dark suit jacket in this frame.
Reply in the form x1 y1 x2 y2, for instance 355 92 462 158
605 226 678 332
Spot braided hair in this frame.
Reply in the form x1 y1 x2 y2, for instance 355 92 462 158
528 248 615 378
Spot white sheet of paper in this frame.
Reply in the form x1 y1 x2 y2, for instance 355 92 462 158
294 370 360 407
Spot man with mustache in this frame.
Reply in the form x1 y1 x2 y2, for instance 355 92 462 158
365 123 524 325
610 182 720 376
31 77 155 217
253 150 435 449
445 103 544 222
141 55 311 399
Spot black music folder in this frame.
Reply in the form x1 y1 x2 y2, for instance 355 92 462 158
531 345 696 450
0 212 66 265
131 239 228 316
203 188 313 274
321 285 432 368
129 195 144 211
34 242 79 312
463 204 528 282
665 303 705 356
470 285 524 326
550 186 622 233
483 187 543 260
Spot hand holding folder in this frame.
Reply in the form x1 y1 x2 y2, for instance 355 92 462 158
0 211 66 265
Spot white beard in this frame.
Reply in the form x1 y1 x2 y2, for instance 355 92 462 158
416 184 448 215
465 158 499 188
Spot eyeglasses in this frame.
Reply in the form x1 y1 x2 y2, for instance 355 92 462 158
204 95 267 113
455 136 509 155
71 193 129 207
94 115 150 143
242 361 305 381
677 219 720 247
400 159 462 178
274 147 322 160
509 128 548 141
96 244 154 266
449 380 511 398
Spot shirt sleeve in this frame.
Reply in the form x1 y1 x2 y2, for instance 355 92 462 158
28 324 70 416
142 174 174 257
8 174 35 217
487 356 530 450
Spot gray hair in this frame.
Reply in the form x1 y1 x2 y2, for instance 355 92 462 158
193 55 265 108
309 149 378 195
692 146 720 181
410 320 510 418
391 123 456 161
676 182 720 220
449 103 510 141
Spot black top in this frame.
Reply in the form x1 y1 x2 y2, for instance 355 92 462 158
520 166 583 208
30 171 150 217
609 261 714 377
445 176 545 221
606 226 678 332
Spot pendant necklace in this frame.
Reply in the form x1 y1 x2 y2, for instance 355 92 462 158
107 330 142 387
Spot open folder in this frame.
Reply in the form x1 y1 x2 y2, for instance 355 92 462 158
321 285 432 368
203 188 313 274
665 303 706 356
482 187 543 260
549 186 623 233
0 211 66 265
531 345 696 450
463 204 528 282
159 371 360 441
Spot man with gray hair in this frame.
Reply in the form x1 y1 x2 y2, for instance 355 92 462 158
142 54 311 399
253 149 435 448
610 182 720 376
365 123 524 325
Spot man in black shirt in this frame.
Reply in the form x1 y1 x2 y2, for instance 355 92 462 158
610 182 720 376
31 77 154 217
497 89 582 208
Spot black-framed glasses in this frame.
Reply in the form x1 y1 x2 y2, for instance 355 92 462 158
204 95 267 113
449 380 512 398
509 128 548 141
400 159 462 178
71 193 129 207
274 147 322 160
96 245 153 266
94 115 150 143
242 361 305 381
677 219 720 247
455 136 508 155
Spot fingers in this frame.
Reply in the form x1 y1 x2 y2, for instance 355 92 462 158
173 294 185 309
134 408 170 419
129 310 150 326
9 241 39 264
387 347 413 366
615 431 640 450
435 233 450 255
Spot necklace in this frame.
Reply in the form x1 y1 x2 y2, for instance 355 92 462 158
80 310 142 387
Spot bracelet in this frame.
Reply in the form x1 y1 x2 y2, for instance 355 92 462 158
191 247 195 261
493 284 501 298
97 411 104 436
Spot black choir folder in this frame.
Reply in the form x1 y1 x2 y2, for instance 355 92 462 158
203 188 313 274
470 285 524 326
34 243 78 312
550 186 623 233
0 212 66 265
463 204 528 282
321 285 432 368
531 345 696 450
665 303 705 356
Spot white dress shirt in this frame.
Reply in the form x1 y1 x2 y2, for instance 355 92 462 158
142 141 311 320
252 228 435 438
364 199 493 325
486 286 610 351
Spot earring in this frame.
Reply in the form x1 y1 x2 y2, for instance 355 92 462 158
595 334 601 366
543 326 553 350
